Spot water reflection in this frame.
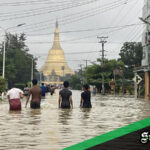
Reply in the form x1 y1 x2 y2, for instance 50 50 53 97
80 108 91 119
29 109 41 117
58 109 72 125
9 110 22 115
27 109 41 125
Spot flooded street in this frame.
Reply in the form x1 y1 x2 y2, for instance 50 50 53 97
0 90 150 150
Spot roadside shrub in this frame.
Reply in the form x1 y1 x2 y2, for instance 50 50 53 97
0 77 6 93
15 83 25 90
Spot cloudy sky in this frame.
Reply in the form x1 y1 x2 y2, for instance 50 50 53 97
0 0 144 71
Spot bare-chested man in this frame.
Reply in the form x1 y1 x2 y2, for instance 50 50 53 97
25 79 42 109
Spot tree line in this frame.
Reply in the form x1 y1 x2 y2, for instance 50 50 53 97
68 42 143 94
0 32 143 94
0 33 37 90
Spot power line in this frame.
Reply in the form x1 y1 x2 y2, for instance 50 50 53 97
25 23 142 36
10 0 132 33
59 24 141 42
109 0 128 27
130 28 143 42
22 23 142 47
0 0 109 22
113 0 139 26
0 0 100 21
0 0 93 17
124 11 143 41
28 1 133 33
106 0 142 44
128 25 142 41
0 0 93 6
0 22 142 47
35 51 100 55
122 0 143 41
0 0 76 16
26 41 123 44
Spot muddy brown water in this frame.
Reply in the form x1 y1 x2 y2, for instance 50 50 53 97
0 90 150 150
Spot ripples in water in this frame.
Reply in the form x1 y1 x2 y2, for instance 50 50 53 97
0 90 150 150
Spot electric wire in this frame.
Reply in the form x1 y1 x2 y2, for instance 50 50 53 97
0 0 87 6
25 23 142 45
24 0 133 33
0 0 100 21
9 0 134 33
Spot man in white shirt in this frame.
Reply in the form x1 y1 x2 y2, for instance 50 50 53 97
7 87 24 111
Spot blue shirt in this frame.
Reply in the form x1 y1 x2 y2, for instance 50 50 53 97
40 86 47 96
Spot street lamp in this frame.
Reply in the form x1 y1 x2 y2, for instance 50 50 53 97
31 57 34 82
39 72 43 84
0 23 25 79
27 56 40 87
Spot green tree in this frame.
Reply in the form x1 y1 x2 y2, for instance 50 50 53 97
119 42 142 79
0 76 6 93
0 33 37 87
68 74 82 90
85 59 124 92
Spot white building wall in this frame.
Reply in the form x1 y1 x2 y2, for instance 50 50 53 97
142 0 150 66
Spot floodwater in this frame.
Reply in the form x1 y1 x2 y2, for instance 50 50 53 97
0 90 150 150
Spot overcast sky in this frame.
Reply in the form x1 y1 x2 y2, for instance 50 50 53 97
0 0 144 71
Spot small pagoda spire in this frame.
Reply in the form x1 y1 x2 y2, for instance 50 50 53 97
52 20 61 50
56 20 58 28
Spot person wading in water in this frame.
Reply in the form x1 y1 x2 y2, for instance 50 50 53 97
50 85 56 96
80 84 92 108
23 84 30 96
25 79 42 109
58 81 73 109
40 83 47 98
7 85 24 111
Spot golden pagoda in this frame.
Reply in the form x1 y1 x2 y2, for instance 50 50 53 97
39 21 74 84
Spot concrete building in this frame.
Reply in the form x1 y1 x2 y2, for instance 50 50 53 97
141 0 150 99
142 0 150 66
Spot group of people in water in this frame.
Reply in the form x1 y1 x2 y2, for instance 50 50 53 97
6 79 92 111
24 83 56 97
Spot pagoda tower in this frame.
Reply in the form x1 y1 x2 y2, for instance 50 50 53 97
39 21 74 84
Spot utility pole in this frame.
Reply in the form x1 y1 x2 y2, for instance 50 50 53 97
97 36 108 95
85 59 88 69
83 60 90 83
31 58 34 82
0 23 25 79
83 59 90 69
79 64 84 84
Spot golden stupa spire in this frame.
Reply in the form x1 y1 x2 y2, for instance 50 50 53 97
51 20 61 50
39 21 74 84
